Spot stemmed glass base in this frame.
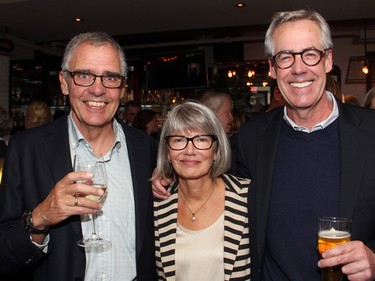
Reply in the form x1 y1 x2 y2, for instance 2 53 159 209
77 212 111 248
77 234 111 248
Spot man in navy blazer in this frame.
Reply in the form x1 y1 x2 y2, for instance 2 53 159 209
0 32 157 281
236 10 375 281
238 102 375 281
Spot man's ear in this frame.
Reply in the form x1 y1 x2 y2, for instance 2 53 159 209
268 58 277 79
120 83 126 99
324 49 333 74
59 71 69 96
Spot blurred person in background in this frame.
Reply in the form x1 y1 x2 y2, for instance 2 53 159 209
362 87 375 109
121 100 141 126
344 95 361 106
200 91 234 134
24 101 53 129
199 91 240 173
267 79 285 112
325 74 344 102
230 108 247 135
229 107 247 174
132 109 160 138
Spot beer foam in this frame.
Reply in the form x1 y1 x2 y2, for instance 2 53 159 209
318 229 351 239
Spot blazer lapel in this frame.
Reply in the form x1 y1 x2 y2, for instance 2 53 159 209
338 105 364 219
255 109 283 265
122 123 156 258
43 117 72 182
223 177 249 280
155 192 179 277
42 117 82 237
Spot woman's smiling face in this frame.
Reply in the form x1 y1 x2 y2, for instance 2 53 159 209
167 130 216 181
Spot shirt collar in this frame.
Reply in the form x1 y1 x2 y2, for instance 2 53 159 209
283 91 339 133
68 113 122 157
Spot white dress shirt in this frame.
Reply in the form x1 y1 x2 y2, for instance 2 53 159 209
68 114 136 281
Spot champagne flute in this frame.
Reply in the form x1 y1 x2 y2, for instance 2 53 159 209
318 217 351 281
75 158 110 248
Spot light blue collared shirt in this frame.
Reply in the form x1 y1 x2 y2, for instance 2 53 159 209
283 91 339 133
68 114 136 281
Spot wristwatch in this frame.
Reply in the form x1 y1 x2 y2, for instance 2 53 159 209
22 210 49 235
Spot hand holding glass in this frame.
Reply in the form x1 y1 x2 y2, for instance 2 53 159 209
318 217 351 281
74 159 110 248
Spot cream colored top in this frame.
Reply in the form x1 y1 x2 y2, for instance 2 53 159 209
175 213 225 281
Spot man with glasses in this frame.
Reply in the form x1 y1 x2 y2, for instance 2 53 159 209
237 9 375 281
153 9 375 281
0 32 157 281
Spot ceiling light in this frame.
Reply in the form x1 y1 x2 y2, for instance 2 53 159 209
235 3 246 8
74 18 83 22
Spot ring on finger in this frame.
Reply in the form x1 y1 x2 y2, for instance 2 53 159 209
74 194 79 206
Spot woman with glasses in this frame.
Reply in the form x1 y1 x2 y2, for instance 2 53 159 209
152 101 251 280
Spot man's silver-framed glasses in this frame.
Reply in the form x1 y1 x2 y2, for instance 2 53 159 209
165 135 217 151
64 70 125 89
271 48 330 69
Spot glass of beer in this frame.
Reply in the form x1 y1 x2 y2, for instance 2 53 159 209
318 217 351 281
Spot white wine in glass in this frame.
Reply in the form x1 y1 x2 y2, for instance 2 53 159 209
85 183 107 203
74 158 110 248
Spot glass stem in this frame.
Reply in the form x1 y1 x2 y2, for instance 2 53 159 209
91 213 97 235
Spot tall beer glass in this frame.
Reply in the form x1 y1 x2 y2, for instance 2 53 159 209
318 217 351 281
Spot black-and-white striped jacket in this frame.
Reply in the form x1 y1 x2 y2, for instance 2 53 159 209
154 173 251 280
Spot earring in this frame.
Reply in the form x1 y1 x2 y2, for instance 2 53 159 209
212 160 216 164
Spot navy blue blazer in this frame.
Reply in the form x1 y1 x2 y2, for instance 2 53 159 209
235 101 375 281
0 116 157 281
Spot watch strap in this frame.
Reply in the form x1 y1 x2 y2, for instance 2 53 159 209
22 210 49 235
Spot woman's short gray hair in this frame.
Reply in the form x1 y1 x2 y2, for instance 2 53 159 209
153 101 231 181
264 9 333 57
61 31 127 78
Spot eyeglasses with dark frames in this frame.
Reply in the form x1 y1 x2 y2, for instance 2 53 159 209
64 70 125 89
165 135 217 151
271 48 330 69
